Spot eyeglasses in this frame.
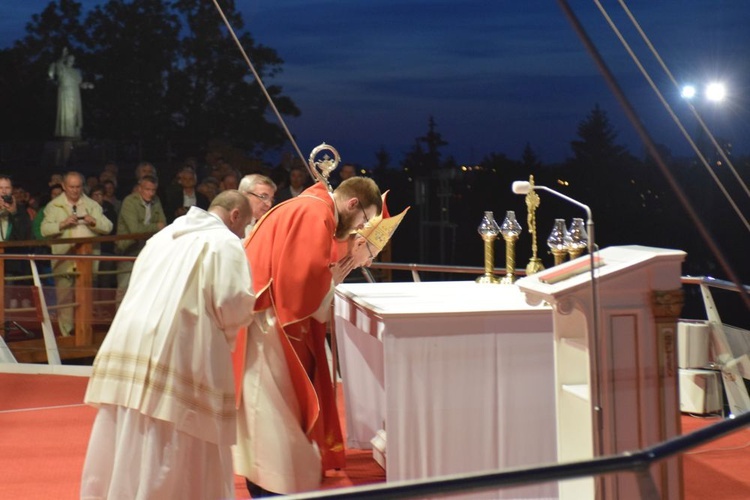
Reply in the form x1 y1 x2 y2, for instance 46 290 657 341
247 192 274 205
365 242 375 261
358 200 370 225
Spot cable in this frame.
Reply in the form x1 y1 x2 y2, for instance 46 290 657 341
556 0 750 313
616 0 750 203
210 0 310 175
592 0 749 234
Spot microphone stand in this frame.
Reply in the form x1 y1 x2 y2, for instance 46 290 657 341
523 184 603 442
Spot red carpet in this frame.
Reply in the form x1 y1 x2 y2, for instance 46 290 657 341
0 373 384 499
681 415 750 499
0 373 747 498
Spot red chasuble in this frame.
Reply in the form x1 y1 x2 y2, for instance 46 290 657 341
233 181 344 467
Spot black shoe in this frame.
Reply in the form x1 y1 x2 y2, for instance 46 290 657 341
245 478 279 498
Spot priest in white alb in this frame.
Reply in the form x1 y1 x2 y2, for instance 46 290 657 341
81 190 256 500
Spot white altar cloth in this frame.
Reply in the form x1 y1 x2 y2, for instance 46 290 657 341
334 281 558 498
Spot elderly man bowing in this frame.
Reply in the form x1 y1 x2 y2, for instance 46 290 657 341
81 190 256 500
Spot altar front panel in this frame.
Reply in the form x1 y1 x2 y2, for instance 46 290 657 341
335 281 557 498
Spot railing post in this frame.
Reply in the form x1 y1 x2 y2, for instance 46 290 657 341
635 468 661 500
74 242 94 346
0 247 5 329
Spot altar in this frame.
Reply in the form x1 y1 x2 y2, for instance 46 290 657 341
334 280 557 498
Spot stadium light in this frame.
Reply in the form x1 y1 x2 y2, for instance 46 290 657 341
705 82 726 102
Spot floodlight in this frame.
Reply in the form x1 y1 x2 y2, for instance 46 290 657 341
681 85 696 99
705 82 726 102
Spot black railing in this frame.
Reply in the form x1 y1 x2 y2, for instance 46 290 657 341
2 247 748 498
284 410 750 499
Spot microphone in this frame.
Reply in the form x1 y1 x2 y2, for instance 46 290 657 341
512 179 602 428
510 181 594 256
511 181 532 195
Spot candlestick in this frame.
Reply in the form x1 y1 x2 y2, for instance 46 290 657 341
499 210 522 285
475 211 501 284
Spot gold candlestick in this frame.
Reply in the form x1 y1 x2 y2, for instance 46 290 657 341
499 210 522 285
551 249 567 266
524 175 545 276
547 218 568 266
565 217 588 260
475 211 501 284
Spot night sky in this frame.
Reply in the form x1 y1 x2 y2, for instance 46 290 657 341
2 1 749 167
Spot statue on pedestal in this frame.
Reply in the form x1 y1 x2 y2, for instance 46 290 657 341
48 47 93 139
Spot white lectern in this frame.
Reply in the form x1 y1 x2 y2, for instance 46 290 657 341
516 245 686 500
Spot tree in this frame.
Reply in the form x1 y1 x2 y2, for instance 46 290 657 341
566 104 646 246
84 0 180 145
0 0 87 140
374 146 390 170
401 116 448 177
169 0 299 156
521 142 541 170
570 103 627 168
417 115 448 174
0 0 298 163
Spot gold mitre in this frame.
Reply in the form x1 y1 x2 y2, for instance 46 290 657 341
357 191 410 251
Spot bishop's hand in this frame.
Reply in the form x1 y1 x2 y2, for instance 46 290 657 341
330 255 356 285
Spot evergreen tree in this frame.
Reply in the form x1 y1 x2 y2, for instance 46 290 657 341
567 104 645 247
521 142 541 170
401 139 426 178
417 115 447 174
570 103 627 168
170 0 298 155
374 146 390 170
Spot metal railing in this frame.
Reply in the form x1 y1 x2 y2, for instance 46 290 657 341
2 243 749 499
342 262 750 500
285 409 750 499
0 234 148 362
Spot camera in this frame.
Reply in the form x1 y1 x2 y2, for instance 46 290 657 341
1 194 12 204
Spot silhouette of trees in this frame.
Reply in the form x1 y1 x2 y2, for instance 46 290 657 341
402 116 447 177
84 0 180 145
0 0 297 159
521 143 541 170
570 103 627 168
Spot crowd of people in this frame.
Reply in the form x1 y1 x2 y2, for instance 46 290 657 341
2 155 407 498
2 157 345 329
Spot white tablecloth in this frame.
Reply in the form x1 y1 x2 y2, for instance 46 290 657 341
335 281 558 499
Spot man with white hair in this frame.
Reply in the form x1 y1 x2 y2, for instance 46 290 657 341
238 173 277 234
41 171 113 336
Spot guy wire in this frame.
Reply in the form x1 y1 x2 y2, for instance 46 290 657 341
593 0 749 234
556 0 750 313
616 0 750 203
211 0 309 173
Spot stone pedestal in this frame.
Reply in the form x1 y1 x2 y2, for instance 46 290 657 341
42 139 89 169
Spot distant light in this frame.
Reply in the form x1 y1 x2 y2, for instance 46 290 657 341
705 82 726 102
680 85 697 99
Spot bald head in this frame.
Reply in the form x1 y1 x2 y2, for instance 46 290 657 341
209 189 253 238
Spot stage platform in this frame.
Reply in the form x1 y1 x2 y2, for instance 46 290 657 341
0 369 748 499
